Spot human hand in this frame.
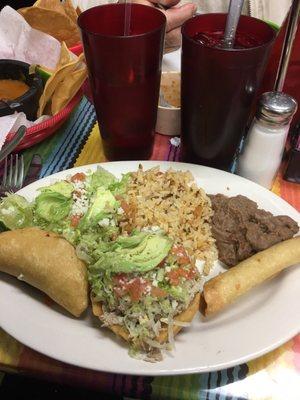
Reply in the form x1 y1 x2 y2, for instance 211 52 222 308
131 0 197 51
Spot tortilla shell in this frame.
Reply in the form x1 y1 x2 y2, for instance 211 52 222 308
19 7 80 47
200 236 300 317
0 227 88 317
92 293 200 343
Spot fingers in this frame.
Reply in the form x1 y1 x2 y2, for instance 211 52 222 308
159 0 181 7
136 0 181 7
165 26 182 50
164 3 197 32
131 0 155 6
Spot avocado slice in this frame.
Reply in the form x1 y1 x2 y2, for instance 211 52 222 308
39 181 73 198
91 233 173 273
80 187 118 229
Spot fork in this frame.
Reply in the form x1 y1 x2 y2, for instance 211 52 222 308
0 154 25 195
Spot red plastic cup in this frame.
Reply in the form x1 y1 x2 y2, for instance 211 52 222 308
180 14 276 171
78 4 166 161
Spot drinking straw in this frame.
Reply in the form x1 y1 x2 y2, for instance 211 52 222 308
222 0 245 48
274 0 300 91
123 0 132 36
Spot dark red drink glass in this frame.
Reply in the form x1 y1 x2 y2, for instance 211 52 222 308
78 4 166 160
181 14 276 171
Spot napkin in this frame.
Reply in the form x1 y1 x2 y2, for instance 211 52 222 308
0 113 50 153
0 6 61 70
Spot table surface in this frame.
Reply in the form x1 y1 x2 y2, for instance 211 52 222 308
0 97 299 400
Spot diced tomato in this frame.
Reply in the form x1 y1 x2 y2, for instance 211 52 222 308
151 286 167 298
167 266 196 286
73 189 82 198
113 275 150 302
71 172 86 182
70 214 82 227
177 255 190 266
171 245 187 256
113 273 128 285
127 278 150 302
171 245 190 265
187 266 197 279
120 200 131 214
167 269 180 286
114 286 126 298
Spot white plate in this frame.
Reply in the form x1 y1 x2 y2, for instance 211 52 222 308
0 161 299 376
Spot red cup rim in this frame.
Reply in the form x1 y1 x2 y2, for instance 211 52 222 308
78 3 166 40
182 13 276 52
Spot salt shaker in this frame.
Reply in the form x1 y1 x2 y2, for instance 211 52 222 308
237 92 298 189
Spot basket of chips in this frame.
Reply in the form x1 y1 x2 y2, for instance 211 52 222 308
0 1 88 151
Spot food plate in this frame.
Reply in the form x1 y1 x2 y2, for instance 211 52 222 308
0 161 299 375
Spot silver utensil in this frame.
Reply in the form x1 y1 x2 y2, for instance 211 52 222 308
222 0 245 48
0 154 25 195
0 125 26 163
274 0 300 91
23 154 42 187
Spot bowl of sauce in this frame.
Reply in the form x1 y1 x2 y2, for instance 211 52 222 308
0 59 43 120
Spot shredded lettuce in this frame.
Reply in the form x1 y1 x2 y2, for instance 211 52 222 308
0 194 33 230
86 167 117 193
38 181 73 198
108 173 131 196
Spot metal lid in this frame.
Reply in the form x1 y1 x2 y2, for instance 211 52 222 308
256 92 298 126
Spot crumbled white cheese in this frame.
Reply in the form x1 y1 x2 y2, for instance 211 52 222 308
70 181 89 216
151 226 160 232
142 225 161 233
117 207 124 215
165 266 171 272
152 280 158 287
172 300 178 309
98 218 110 227
0 207 14 215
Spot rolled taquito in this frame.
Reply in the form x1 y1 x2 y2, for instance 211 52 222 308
200 236 300 317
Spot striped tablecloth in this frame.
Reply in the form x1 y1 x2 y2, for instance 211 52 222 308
0 97 299 399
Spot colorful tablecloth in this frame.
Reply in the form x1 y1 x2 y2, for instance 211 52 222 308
0 97 299 399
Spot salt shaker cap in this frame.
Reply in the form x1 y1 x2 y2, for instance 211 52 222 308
257 92 298 126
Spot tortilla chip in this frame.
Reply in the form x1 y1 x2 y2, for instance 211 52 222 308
57 41 75 69
19 7 81 47
38 43 79 116
0 227 88 317
33 0 66 14
63 0 79 25
51 64 87 115
92 293 200 344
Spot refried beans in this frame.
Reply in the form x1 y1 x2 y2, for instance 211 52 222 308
209 194 299 267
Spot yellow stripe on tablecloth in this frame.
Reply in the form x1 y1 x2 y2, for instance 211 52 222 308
73 123 106 167
0 329 23 368
246 340 300 400
271 171 281 196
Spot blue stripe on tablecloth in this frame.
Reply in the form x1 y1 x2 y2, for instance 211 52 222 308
40 97 96 178
197 364 248 400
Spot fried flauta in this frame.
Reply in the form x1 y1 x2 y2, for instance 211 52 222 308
200 236 300 317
